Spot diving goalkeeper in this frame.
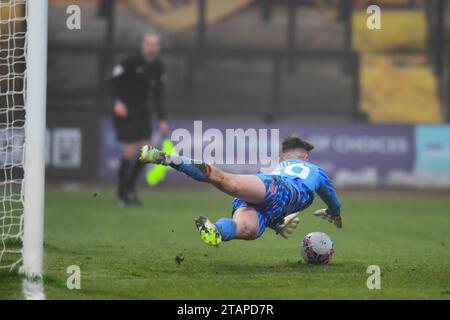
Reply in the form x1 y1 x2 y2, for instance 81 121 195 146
139 135 342 246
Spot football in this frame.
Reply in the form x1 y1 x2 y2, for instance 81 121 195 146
301 232 335 264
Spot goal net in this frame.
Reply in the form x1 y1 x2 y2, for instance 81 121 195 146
0 0 27 272
0 0 47 277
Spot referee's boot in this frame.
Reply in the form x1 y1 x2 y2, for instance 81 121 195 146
117 187 131 207
127 188 142 207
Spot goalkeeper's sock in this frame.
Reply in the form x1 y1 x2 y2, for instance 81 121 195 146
166 155 211 182
139 145 211 182
214 218 237 241
127 160 145 192
118 158 131 197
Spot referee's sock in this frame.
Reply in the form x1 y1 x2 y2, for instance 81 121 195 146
118 158 131 197
127 160 146 193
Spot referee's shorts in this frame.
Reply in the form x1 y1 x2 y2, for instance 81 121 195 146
114 108 152 143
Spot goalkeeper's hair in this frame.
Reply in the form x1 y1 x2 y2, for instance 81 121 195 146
281 135 314 157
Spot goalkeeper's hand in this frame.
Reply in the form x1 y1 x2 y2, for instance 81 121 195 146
313 208 343 229
275 212 300 239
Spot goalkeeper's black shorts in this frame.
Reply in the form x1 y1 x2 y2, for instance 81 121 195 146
114 108 152 143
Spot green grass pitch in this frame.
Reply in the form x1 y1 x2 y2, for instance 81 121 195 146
1 188 449 299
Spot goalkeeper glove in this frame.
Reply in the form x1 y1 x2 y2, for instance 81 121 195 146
313 208 343 228
275 212 300 239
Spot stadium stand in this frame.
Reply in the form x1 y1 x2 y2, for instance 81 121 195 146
43 0 448 123
47 0 358 121
128 0 255 33
353 6 443 123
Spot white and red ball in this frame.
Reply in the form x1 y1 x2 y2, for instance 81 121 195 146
301 232 334 264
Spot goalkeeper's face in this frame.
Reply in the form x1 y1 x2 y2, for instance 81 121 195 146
142 34 160 61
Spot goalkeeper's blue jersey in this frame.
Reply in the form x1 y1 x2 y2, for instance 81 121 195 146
232 159 341 235
270 159 341 216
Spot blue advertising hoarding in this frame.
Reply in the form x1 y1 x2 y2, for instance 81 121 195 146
100 118 444 187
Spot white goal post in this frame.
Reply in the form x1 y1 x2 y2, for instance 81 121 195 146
21 0 48 278
0 0 47 278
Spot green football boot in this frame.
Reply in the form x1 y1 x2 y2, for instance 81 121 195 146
138 145 167 165
195 216 222 247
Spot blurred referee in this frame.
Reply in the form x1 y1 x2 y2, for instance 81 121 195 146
111 31 169 207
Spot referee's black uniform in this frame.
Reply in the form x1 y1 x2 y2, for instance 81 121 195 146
111 53 166 205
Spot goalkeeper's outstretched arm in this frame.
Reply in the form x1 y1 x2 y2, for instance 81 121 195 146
316 168 341 216
314 168 342 228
